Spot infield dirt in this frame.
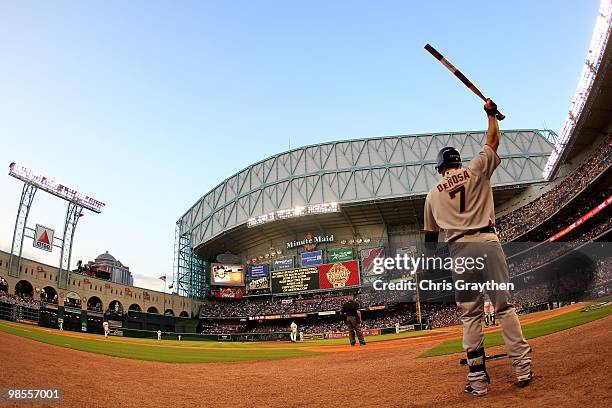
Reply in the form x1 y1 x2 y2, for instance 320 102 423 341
1 309 610 407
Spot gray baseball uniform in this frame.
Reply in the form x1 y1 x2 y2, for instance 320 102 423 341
424 144 531 390
424 145 499 241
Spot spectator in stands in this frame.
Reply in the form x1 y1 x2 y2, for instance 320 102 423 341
497 135 611 242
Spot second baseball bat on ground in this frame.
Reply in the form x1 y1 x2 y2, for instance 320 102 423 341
424 44 505 120
459 353 508 365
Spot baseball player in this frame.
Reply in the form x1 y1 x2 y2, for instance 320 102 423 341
290 321 298 342
103 320 110 338
299 331 304 342
395 321 401 334
157 329 162 341
483 293 496 327
423 99 532 396
58 317 64 331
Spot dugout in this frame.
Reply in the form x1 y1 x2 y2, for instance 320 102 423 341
39 303 59 328
61 306 84 332
125 310 177 332
86 311 105 334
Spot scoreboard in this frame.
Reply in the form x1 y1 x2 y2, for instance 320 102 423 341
270 260 360 294
271 266 319 293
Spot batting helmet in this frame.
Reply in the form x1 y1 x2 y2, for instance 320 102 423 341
435 147 462 174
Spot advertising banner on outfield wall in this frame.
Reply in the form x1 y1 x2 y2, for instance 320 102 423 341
360 247 385 275
273 256 295 271
319 260 360 289
326 328 381 339
318 310 336 316
328 247 354 262
301 250 323 267
303 333 325 340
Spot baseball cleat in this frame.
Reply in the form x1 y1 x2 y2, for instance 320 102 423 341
464 384 488 397
515 372 534 388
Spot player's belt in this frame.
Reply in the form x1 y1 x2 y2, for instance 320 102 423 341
448 225 497 243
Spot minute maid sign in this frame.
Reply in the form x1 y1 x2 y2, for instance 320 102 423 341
286 233 334 250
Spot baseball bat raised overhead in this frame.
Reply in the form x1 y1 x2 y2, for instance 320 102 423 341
424 44 505 120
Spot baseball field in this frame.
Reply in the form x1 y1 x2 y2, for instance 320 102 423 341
1 302 611 407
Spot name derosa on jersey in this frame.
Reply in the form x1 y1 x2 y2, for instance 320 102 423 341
435 170 470 192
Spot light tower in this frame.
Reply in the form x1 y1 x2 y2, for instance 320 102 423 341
7 162 105 289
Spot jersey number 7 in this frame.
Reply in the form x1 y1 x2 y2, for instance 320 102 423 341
449 185 466 213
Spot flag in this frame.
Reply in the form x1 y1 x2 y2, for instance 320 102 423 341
159 276 166 281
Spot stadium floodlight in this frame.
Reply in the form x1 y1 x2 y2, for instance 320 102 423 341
247 202 340 228
543 0 612 180
8 162 105 213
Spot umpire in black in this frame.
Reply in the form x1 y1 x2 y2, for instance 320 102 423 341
340 295 366 346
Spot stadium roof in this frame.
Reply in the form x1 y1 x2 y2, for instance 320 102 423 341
544 1 612 179
178 129 555 258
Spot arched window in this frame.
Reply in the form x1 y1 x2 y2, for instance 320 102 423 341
87 296 103 312
14 280 34 299
40 286 58 304
128 303 142 312
64 291 82 309
107 300 124 315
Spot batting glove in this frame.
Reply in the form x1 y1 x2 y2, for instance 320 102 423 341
484 99 499 117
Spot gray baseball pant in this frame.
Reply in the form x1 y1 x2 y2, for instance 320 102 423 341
448 234 531 388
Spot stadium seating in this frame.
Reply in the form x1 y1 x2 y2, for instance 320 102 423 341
497 135 611 242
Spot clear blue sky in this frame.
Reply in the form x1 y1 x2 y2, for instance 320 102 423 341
0 1 599 292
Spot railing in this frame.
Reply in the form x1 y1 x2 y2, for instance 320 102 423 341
0 301 39 324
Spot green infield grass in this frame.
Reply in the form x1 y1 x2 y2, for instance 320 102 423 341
2 303 607 363
420 303 612 358
0 321 430 363
0 321 317 363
